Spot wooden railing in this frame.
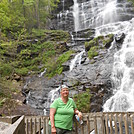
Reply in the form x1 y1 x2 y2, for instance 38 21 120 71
25 112 134 134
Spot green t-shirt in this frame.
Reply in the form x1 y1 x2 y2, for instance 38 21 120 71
49 97 77 130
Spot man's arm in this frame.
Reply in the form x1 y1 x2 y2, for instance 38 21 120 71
50 108 56 133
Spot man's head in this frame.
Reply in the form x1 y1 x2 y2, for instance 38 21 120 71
60 85 69 97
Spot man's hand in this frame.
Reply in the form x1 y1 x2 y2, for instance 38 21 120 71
78 112 82 120
51 126 56 134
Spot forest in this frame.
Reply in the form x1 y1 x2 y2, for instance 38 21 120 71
0 0 60 33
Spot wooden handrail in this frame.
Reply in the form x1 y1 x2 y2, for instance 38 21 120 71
25 112 134 134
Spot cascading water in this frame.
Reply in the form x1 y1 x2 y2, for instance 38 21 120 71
73 0 80 31
103 19 134 112
25 0 134 116
70 50 85 71
73 0 134 112
73 0 134 30
43 86 60 114
86 0 134 112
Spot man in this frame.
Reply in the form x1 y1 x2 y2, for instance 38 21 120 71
49 85 82 134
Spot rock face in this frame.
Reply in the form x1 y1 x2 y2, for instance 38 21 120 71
23 31 123 115
48 0 74 31
22 0 134 115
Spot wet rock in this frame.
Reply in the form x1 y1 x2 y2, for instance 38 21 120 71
115 33 125 43
54 0 74 13
13 74 21 81
62 61 70 71
90 103 103 112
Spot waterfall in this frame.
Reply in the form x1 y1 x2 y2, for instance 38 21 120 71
73 0 80 31
70 50 85 71
73 0 132 30
72 0 134 112
62 0 65 11
43 86 60 114
103 19 134 112
88 0 134 112
24 0 134 116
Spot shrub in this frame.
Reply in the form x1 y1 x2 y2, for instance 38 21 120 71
15 67 28 76
0 63 13 76
46 50 74 78
73 89 91 112
85 40 96 51
88 46 99 59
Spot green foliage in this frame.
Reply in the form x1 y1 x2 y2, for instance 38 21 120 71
128 0 134 5
0 0 11 30
88 46 99 59
31 28 46 36
0 0 25 35
85 40 96 49
31 29 70 42
46 50 74 78
102 34 114 45
19 49 32 60
0 28 70 78
85 34 114 51
73 89 91 112
0 63 13 76
0 0 60 34
85 34 114 59
0 99 5 107
15 67 29 76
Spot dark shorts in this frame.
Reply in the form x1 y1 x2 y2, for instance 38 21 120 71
49 125 72 134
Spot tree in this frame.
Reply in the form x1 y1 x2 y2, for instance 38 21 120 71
0 0 60 34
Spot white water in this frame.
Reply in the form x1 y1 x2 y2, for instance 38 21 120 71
44 86 60 113
70 50 85 71
38 68 47 77
73 0 134 112
73 0 80 31
103 19 134 112
88 0 134 112
39 0 134 116
73 0 133 31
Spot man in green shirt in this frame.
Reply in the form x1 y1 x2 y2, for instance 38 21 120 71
49 85 82 134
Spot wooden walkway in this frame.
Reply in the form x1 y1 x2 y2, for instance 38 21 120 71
25 112 134 134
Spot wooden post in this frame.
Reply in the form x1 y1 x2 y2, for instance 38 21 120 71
130 115 134 134
86 115 90 134
30 118 32 134
43 117 46 134
26 118 28 134
46 117 49 134
105 114 109 134
113 114 118 134
81 124 84 134
75 120 78 134
34 118 36 134
109 114 113 134
93 115 97 134
101 114 105 134
118 114 123 134
124 114 129 134
39 118 41 134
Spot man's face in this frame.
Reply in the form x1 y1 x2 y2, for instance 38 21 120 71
60 88 69 97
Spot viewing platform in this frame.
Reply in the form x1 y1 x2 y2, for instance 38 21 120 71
0 112 134 134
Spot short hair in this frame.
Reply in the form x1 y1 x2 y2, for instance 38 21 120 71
60 85 68 92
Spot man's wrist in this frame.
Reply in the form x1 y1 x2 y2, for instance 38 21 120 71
51 125 55 128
